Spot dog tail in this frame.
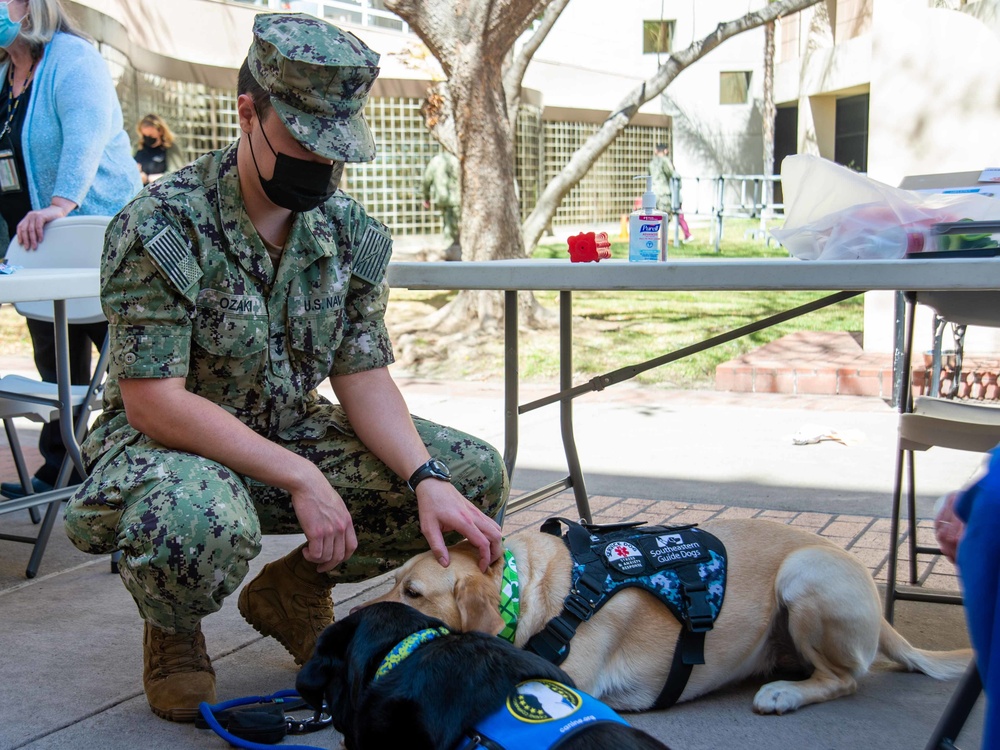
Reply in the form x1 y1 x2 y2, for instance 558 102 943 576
878 620 972 679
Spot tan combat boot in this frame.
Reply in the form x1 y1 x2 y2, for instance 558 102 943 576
143 622 216 722
238 543 334 665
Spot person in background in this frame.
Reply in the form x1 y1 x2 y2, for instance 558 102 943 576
421 149 461 260
649 142 691 242
934 447 1000 750
0 0 141 500
64 12 507 723
133 113 187 185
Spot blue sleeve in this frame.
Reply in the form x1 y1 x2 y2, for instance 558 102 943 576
954 445 1000 747
49 41 117 206
955 447 1000 523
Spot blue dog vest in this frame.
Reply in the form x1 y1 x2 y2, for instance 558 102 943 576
457 679 629 750
372 629 633 750
525 518 728 709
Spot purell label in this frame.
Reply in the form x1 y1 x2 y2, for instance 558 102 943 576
629 213 663 262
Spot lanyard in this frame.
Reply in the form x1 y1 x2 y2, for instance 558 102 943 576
0 60 36 142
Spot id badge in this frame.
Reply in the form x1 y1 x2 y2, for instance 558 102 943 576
0 150 21 193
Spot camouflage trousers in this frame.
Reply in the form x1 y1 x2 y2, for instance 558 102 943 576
440 204 460 245
64 410 508 632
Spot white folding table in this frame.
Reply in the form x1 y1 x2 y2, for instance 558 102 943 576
388 257 1000 522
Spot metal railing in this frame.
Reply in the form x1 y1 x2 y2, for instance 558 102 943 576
711 174 784 252
662 174 785 251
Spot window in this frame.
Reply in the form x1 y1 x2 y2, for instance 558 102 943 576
720 71 752 105
834 93 869 172
642 20 674 54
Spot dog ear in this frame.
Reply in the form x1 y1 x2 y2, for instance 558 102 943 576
454 574 505 635
296 618 359 720
296 653 336 712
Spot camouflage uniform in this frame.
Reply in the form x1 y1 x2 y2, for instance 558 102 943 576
649 149 691 240
422 151 461 244
648 152 678 214
63 16 507 634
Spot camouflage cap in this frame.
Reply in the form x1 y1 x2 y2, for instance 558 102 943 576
248 12 380 162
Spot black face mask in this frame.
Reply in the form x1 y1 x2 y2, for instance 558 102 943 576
142 136 158 149
248 120 341 213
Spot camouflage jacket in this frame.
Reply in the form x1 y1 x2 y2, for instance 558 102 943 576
648 154 676 205
83 142 394 462
421 152 460 207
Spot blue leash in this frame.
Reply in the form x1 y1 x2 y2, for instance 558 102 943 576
198 689 333 750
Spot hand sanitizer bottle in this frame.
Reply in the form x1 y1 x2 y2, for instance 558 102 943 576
629 175 666 262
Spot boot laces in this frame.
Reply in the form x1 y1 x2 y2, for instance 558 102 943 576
296 591 333 627
150 629 210 676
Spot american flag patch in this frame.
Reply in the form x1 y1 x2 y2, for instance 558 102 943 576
144 224 202 293
352 222 392 285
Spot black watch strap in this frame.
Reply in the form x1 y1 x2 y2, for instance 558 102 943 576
407 458 451 492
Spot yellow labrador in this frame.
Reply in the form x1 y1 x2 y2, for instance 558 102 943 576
365 519 969 714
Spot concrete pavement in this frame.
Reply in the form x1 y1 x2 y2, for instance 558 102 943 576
0 370 988 749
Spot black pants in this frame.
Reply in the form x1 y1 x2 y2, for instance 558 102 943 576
25 317 108 486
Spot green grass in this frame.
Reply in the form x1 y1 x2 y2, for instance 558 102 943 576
388 218 864 389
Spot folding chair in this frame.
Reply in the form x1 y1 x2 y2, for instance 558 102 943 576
883 287 1000 622
0 215 112 578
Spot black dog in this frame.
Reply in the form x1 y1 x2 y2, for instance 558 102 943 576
297 601 671 750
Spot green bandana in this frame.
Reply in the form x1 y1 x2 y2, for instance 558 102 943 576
497 548 520 643
373 626 450 680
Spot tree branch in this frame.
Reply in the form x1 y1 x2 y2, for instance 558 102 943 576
384 0 456 73
486 0 553 55
504 0 570 132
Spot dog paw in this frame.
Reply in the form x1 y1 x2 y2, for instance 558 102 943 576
752 681 804 715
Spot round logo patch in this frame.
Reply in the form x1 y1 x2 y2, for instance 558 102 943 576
604 540 645 573
507 680 582 723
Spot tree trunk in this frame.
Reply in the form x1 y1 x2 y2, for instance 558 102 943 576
388 0 554 333
762 19 776 212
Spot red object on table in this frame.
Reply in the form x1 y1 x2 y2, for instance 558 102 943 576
567 231 612 263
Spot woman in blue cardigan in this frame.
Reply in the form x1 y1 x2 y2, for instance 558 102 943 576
0 0 141 498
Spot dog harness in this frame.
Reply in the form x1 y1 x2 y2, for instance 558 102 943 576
374 628 631 750
456 679 630 750
524 517 728 709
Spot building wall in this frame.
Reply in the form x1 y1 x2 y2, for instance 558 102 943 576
868 0 1000 186
773 2 872 161
865 0 1000 354
775 0 1000 356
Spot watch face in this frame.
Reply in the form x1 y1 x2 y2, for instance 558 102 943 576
408 459 452 491
427 459 451 478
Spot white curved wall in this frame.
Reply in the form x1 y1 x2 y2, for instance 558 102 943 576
868 1 1000 187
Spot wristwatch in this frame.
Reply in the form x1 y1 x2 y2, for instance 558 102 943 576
407 458 452 492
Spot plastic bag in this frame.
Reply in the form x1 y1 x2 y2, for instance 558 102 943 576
771 155 1000 260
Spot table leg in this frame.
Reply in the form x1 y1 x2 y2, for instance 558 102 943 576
503 289 518 482
22 299 86 577
560 291 590 522
53 299 86 479
25 495 62 578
